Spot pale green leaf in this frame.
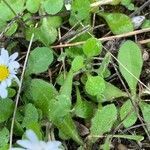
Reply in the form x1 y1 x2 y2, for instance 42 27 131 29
26 0 40 13
118 40 143 95
99 13 134 35
90 104 117 141
43 0 64 15
69 0 90 25
120 100 137 128
5 23 18 36
71 56 84 72
0 0 25 21
74 87 94 119
113 134 144 142
140 102 150 132
22 103 39 128
101 82 128 102
27 79 58 115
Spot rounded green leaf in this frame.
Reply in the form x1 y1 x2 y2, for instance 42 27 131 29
99 13 134 35
118 40 143 95
120 100 137 128
85 75 105 96
26 0 41 13
43 0 64 15
83 38 102 58
27 47 53 74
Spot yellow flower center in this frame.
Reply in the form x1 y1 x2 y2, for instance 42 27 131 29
0 65 9 81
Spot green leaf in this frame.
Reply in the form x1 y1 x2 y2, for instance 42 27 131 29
43 0 64 15
27 47 53 75
118 40 143 95
66 47 84 58
85 75 105 97
36 18 57 46
74 87 94 119
5 23 18 36
48 113 83 145
99 13 134 35
71 56 84 72
121 0 132 6
102 82 128 102
45 16 62 28
26 0 40 13
22 103 39 128
140 102 150 132
59 70 74 100
83 38 102 58
0 128 9 147
113 134 144 142
97 53 111 77
49 96 71 119
120 100 137 128
142 19 150 29
90 104 117 142
0 19 6 32
0 0 25 21
70 0 90 24
0 99 14 123
27 79 58 115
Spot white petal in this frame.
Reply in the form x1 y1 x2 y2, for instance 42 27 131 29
1 48 9 65
1 80 8 88
46 141 62 150
9 61 20 69
17 140 33 149
5 78 12 87
0 56 5 64
9 52 18 61
0 86 8 99
10 148 25 150
26 130 39 142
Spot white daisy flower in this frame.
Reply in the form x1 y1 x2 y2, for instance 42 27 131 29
0 48 20 98
11 129 63 150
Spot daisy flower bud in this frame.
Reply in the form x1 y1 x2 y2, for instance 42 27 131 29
0 48 20 99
